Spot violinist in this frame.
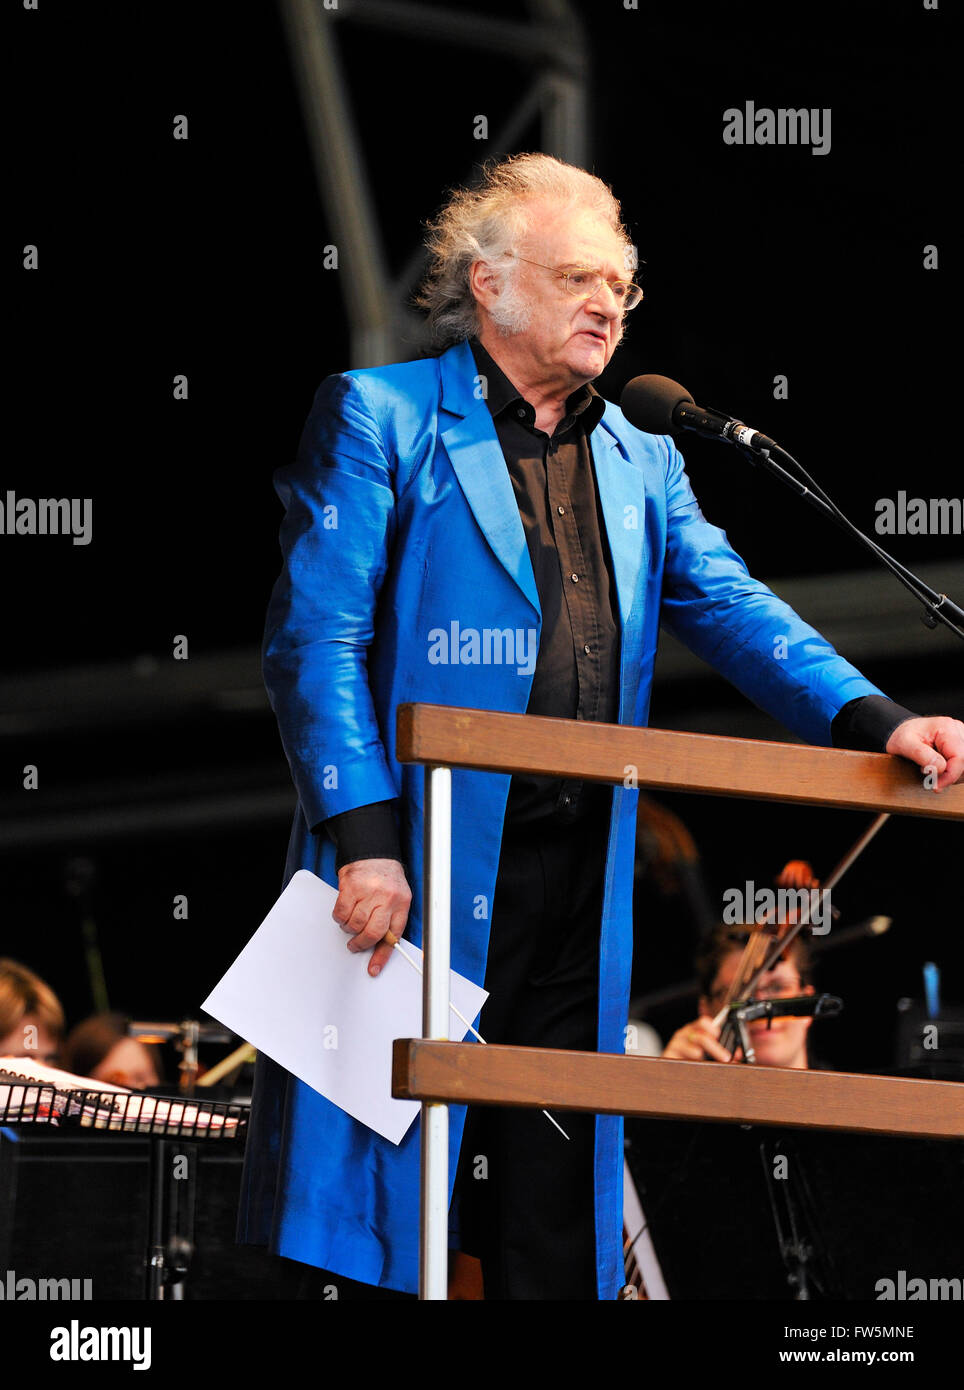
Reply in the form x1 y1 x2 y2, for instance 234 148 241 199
662 926 815 1070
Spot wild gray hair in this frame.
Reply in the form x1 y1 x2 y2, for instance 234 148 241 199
415 153 634 351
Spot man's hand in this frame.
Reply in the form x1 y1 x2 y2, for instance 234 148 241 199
332 858 413 977
886 716 964 791
662 1016 732 1063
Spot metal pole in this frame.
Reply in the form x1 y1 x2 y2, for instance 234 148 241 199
277 0 397 366
420 764 452 1300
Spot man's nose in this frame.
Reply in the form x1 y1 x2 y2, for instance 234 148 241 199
585 281 622 318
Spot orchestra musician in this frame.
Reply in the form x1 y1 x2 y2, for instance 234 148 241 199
663 860 828 1070
662 924 816 1071
0 959 64 1066
60 1013 163 1092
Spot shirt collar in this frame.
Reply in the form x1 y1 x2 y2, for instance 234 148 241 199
469 337 605 435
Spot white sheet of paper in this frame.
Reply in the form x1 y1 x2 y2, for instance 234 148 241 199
201 869 487 1145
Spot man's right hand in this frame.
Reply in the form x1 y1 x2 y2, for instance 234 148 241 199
662 1016 732 1063
332 858 413 977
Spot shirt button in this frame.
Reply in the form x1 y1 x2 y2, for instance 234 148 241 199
584 644 592 654
557 506 566 515
570 573 579 583
516 407 526 418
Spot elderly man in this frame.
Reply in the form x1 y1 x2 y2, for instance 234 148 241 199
239 153 963 1301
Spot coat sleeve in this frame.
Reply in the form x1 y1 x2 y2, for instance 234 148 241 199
656 435 885 746
263 372 401 831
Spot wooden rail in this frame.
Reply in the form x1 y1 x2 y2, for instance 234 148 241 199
396 703 964 819
393 1040 964 1141
393 703 964 1298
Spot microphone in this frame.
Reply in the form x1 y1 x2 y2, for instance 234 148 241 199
733 993 843 1024
620 374 778 453
809 914 892 955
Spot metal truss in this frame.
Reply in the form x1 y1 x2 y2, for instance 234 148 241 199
277 0 590 365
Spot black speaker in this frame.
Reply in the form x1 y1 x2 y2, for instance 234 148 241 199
0 1128 290 1300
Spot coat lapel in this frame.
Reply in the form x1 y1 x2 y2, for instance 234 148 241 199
591 414 647 632
438 341 540 617
437 341 648 630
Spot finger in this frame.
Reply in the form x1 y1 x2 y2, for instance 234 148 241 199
933 727 964 789
332 887 358 928
368 939 396 977
346 903 393 953
341 898 375 939
914 744 947 774
699 1036 733 1063
388 902 411 942
357 897 412 976
681 1027 722 1062
662 1032 693 1060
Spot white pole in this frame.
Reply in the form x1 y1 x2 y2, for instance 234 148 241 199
420 765 452 1300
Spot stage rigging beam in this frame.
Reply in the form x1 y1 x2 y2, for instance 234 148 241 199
276 0 590 366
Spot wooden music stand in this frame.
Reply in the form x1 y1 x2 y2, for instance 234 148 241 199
391 702 964 1299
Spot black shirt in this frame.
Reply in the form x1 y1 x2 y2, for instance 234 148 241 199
469 336 620 831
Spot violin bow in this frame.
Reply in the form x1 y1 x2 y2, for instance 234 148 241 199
714 812 891 1054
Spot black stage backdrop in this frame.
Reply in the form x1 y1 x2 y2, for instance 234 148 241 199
6 2 962 1089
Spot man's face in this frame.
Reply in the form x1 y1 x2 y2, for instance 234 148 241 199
482 199 633 390
702 949 813 1069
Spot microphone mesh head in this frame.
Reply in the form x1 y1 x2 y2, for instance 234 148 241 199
620 375 694 435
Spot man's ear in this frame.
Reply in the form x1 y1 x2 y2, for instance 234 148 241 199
469 259 501 310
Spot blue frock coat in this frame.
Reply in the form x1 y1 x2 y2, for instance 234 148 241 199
238 338 882 1297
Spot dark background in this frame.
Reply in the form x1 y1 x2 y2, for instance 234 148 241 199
6 0 961 1075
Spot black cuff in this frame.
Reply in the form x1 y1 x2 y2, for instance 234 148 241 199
323 800 402 872
830 695 919 753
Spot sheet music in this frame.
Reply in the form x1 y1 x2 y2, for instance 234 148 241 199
202 869 488 1145
0 1057 241 1134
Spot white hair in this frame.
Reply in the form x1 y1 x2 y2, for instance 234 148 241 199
416 153 633 350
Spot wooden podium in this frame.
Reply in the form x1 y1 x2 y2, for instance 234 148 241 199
391 702 964 1299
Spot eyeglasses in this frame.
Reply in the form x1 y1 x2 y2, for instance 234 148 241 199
708 978 804 1006
511 255 644 311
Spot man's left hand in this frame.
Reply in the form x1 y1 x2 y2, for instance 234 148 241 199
886 716 964 790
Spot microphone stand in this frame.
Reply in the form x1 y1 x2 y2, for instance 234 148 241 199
728 994 844 1299
725 993 843 1065
729 436 964 642
758 1133 841 1301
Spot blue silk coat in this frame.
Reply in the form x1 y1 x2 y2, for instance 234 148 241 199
238 337 883 1298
